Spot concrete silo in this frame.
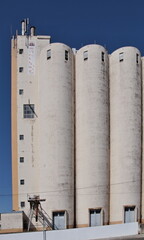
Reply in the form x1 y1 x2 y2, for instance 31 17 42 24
38 43 74 229
141 57 144 224
76 44 110 227
110 47 142 224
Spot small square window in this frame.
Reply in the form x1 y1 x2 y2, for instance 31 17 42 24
102 52 105 62
19 67 23 72
47 49 51 60
21 201 25 208
119 52 124 62
19 135 24 140
23 104 35 118
65 50 69 61
20 179 25 185
20 157 24 163
19 89 24 95
136 53 139 64
83 51 88 61
19 49 23 54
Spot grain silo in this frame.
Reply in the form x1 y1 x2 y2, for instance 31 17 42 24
76 44 109 227
141 56 144 224
110 47 142 224
36 43 74 229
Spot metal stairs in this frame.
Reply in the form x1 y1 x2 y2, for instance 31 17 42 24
27 195 58 231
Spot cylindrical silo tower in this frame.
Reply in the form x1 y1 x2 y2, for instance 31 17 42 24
141 57 144 223
38 43 74 229
110 47 142 224
76 44 109 227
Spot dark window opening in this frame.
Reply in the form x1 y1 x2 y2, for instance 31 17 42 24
20 157 24 163
19 135 24 140
47 49 51 60
102 52 105 62
136 53 139 64
65 50 69 61
119 52 124 62
23 104 35 118
20 179 25 185
21 201 25 207
83 51 88 61
19 49 23 54
19 67 24 72
19 89 24 95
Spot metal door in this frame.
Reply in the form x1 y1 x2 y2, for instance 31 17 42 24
90 209 101 226
53 212 65 230
124 207 135 223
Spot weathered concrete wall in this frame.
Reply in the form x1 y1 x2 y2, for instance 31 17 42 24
141 57 144 223
76 44 109 227
0 212 23 232
38 43 74 228
12 34 51 228
12 23 144 228
110 47 142 224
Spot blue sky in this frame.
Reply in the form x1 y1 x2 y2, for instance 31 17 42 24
0 0 144 212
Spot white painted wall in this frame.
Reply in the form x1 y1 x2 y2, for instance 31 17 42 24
16 35 51 227
0 223 139 240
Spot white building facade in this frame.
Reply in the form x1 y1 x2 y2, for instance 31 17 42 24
11 22 74 230
11 20 144 230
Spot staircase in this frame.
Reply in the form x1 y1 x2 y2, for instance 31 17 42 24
38 206 58 230
27 203 58 231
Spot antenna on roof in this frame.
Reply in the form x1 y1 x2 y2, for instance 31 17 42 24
21 20 25 35
27 18 29 25
26 18 30 34
21 18 30 35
